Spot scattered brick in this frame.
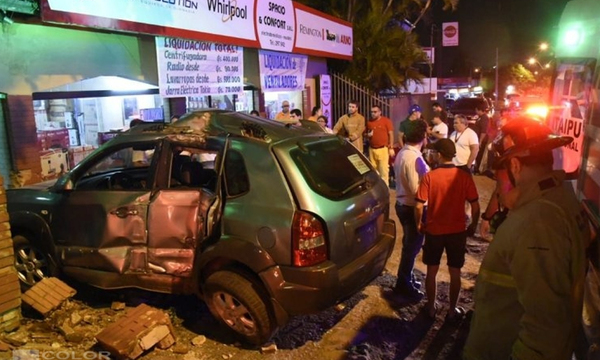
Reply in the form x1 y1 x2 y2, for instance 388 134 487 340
190 335 206 347
0 339 11 351
260 343 278 354
70 312 82 326
95 303 176 360
111 301 126 311
22 278 76 316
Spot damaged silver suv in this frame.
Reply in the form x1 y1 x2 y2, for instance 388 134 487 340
8 110 395 344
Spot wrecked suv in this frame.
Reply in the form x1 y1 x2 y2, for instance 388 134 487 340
8 110 395 345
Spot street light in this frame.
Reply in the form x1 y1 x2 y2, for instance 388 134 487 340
539 42 549 51
528 57 551 69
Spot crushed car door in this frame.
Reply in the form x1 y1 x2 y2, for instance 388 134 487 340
52 142 158 275
146 141 222 277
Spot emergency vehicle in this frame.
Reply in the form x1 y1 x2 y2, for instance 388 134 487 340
549 0 600 350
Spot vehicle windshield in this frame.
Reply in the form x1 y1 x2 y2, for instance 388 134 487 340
290 139 378 200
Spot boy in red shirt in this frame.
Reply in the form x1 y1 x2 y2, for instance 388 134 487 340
415 139 480 320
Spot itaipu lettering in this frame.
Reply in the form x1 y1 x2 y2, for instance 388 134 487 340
263 54 296 71
299 24 321 38
264 75 298 89
207 0 248 21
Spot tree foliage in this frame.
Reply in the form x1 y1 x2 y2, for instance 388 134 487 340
295 0 459 92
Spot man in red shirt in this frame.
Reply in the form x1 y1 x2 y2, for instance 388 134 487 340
415 139 480 320
367 106 395 186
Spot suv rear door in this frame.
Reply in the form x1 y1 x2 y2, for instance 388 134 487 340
275 137 390 267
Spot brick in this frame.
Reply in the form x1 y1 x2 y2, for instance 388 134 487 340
0 239 11 251
0 248 14 260
95 304 176 360
0 257 12 269
22 278 75 316
0 299 21 316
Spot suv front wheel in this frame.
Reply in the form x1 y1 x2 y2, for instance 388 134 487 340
203 270 275 345
13 234 54 289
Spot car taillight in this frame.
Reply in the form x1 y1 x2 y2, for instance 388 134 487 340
292 211 327 267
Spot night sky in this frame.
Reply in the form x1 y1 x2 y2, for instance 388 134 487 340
414 0 571 77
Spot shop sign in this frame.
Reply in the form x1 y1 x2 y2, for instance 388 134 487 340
256 0 295 53
258 50 307 92
442 22 459 47
42 0 353 60
155 37 244 98
319 75 332 123
294 6 353 59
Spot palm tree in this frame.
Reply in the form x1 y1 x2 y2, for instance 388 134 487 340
296 0 459 92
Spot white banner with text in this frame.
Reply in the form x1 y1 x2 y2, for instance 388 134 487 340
156 37 244 98
43 0 353 60
259 50 308 92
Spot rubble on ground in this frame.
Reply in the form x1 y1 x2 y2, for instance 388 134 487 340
95 303 176 359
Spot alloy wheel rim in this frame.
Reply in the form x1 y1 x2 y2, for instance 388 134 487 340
14 245 48 285
212 291 257 336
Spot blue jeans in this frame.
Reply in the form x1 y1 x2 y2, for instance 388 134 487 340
395 203 424 290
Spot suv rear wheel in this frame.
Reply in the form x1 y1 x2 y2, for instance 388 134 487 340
13 234 52 289
203 270 275 345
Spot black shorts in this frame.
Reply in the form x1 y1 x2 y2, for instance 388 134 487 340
422 231 467 268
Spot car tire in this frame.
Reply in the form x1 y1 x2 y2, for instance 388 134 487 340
203 270 275 345
13 234 56 289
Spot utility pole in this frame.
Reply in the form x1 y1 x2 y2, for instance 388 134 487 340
495 47 499 108
429 24 435 98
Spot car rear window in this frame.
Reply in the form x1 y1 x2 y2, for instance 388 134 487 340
290 139 379 200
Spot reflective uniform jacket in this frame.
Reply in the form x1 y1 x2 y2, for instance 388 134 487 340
464 170 589 360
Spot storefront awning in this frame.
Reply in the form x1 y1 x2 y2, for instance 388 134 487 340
33 76 159 100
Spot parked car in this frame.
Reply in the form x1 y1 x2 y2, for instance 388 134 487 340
9 110 395 345
447 97 492 121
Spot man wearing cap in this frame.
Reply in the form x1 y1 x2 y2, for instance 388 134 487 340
392 120 430 301
275 100 291 121
464 117 589 360
415 139 480 321
398 104 424 148
333 100 366 152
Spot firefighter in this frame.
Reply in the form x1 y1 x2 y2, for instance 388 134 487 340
464 116 589 360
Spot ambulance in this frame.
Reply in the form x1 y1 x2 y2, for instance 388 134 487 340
550 0 600 351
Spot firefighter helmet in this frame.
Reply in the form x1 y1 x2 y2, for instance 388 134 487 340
492 116 573 168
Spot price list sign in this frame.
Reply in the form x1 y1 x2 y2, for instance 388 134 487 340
156 37 244 98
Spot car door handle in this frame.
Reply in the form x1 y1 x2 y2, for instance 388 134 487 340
110 207 139 218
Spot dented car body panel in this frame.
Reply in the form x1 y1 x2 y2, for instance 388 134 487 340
7 110 396 336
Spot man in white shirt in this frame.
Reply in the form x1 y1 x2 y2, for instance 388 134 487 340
392 120 430 301
428 115 448 143
449 115 479 172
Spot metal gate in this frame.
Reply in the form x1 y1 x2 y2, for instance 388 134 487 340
331 73 392 122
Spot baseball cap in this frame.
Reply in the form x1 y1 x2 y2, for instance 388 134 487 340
426 138 456 159
409 104 422 114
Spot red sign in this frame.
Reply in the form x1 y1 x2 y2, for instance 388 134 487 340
444 26 457 38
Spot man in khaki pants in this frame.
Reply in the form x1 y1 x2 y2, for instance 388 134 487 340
367 105 394 185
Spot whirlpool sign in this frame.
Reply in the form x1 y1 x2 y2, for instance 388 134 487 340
42 0 353 60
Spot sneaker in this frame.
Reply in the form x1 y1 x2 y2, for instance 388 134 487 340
392 287 425 302
445 306 466 323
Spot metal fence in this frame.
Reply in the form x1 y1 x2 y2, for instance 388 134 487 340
331 73 392 123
